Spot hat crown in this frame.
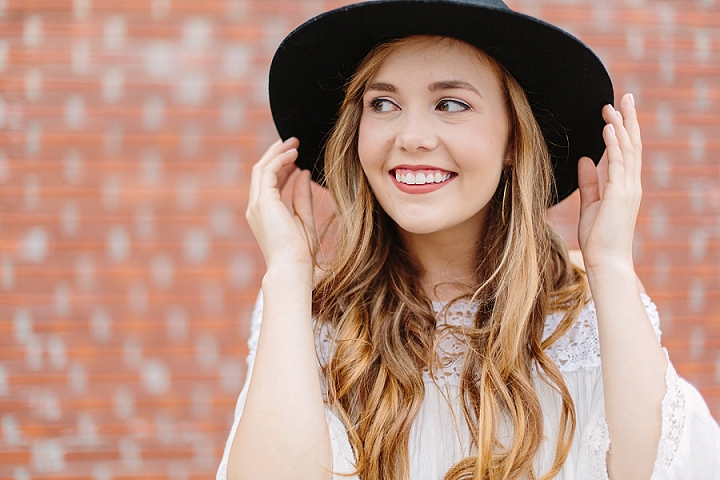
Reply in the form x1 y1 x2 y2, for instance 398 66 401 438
270 0 613 204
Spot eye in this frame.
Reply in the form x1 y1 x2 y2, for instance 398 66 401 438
436 99 470 112
369 98 399 113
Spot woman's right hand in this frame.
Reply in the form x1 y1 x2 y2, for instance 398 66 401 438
245 137 318 271
232 137 332 480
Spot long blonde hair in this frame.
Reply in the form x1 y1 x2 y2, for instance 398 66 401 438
312 36 588 480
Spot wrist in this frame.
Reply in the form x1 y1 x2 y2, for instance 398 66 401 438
584 260 637 289
263 263 314 289
582 252 633 275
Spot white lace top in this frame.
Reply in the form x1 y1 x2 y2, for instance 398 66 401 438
218 292 720 479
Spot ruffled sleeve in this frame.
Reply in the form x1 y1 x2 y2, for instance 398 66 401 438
547 294 720 479
651 354 720 479
216 291 358 480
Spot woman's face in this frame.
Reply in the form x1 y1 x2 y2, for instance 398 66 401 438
358 37 510 238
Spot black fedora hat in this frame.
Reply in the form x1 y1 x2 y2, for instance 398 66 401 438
268 0 614 204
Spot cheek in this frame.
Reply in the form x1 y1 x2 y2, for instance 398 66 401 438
357 117 386 173
461 119 510 165
357 119 370 168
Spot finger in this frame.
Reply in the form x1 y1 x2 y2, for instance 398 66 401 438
248 142 299 218
276 160 298 193
249 139 284 202
263 138 300 179
618 94 641 152
256 137 299 169
281 166 302 208
258 148 299 194
596 150 609 193
603 102 641 188
292 170 318 248
251 138 299 196
617 94 643 184
602 121 625 186
602 104 632 162
578 156 601 212
249 146 291 207
292 170 315 225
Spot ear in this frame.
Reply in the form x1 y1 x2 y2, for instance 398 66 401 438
503 154 513 169
503 142 514 167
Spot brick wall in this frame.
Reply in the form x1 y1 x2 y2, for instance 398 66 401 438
0 0 717 478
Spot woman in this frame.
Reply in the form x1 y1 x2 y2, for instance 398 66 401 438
219 1 720 479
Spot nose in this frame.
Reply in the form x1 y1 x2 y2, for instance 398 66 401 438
394 109 438 152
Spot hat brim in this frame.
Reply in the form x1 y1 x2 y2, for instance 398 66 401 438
269 0 614 204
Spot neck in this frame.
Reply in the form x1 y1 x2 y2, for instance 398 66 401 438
399 219 485 302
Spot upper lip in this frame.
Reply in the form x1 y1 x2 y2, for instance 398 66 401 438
389 164 455 173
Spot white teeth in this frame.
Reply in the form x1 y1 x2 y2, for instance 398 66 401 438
395 171 452 185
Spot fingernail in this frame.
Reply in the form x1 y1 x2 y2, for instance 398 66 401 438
607 123 615 135
615 108 623 120
628 93 635 107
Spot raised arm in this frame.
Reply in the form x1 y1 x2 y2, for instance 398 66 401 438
227 138 332 479
577 94 668 479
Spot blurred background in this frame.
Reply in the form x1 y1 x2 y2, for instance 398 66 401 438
0 0 718 478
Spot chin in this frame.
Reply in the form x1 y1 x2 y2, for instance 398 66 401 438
393 218 452 236
388 206 490 239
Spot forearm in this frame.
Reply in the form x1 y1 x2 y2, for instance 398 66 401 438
586 263 667 480
227 267 332 479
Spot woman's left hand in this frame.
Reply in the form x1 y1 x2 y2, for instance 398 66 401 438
577 94 668 480
577 93 642 272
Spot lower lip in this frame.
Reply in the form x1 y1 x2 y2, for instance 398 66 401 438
390 172 455 194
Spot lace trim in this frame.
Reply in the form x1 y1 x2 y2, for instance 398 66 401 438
641 293 663 342
314 294 663 387
251 290 684 475
587 414 610 480
542 304 601 373
427 298 609 381
424 300 475 384
543 293 661 374
652 349 685 476
583 349 684 480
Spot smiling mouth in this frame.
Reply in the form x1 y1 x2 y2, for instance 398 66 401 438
392 168 456 185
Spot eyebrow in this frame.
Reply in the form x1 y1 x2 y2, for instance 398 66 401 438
366 82 397 93
430 80 481 97
366 80 481 96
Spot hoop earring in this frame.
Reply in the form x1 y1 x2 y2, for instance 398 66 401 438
501 179 509 225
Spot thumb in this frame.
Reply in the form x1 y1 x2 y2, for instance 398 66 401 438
577 156 601 212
